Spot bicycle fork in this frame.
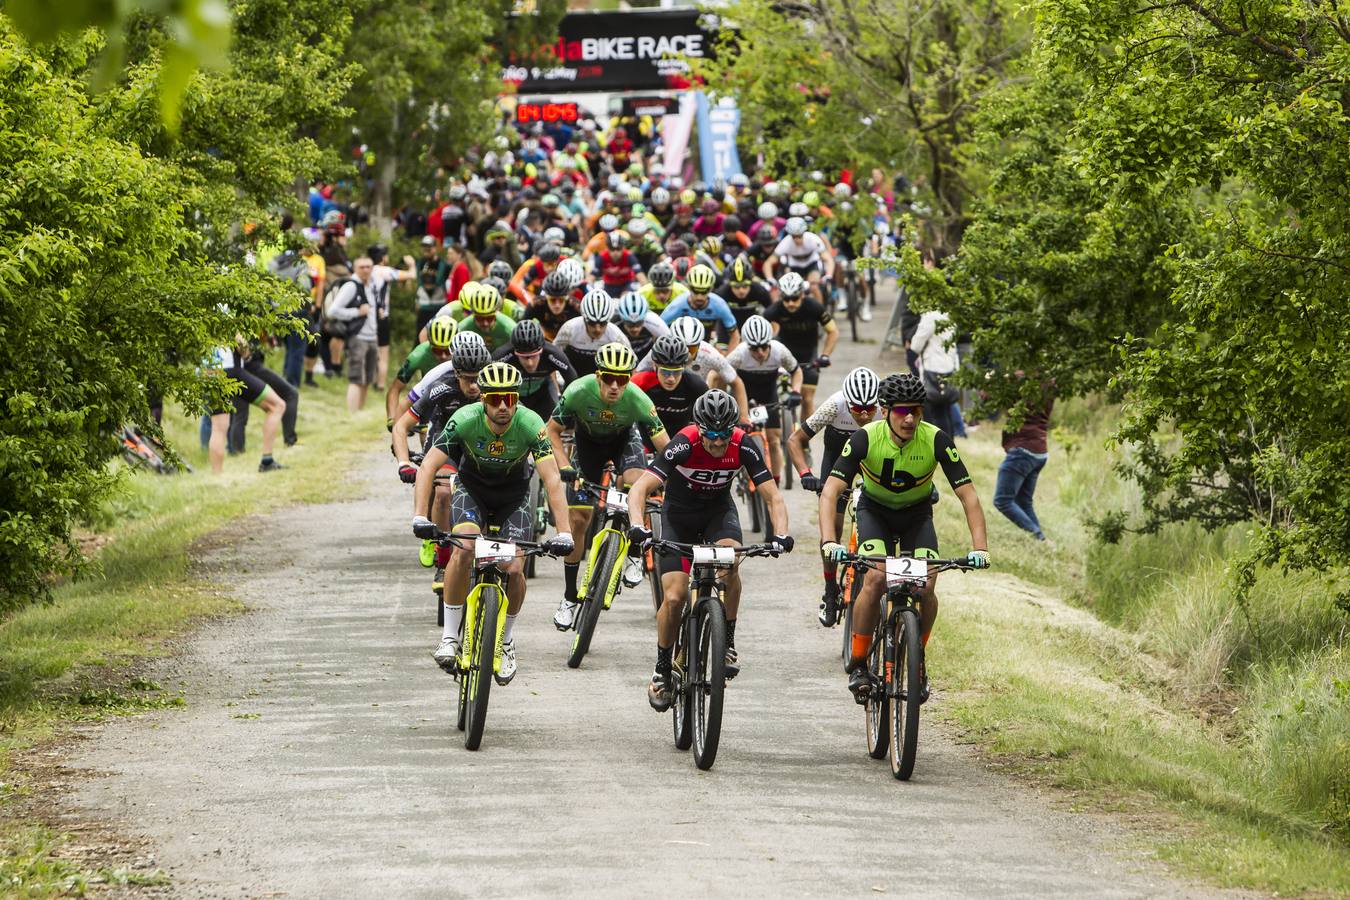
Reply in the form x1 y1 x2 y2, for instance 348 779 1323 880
460 576 510 675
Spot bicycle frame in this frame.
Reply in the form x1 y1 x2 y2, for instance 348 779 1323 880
575 471 632 610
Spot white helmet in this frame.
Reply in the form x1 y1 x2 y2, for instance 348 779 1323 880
651 187 671 206
778 271 806 298
669 316 706 346
616 292 649 324
842 367 880 407
741 315 773 347
788 202 810 218
598 213 619 232
757 202 778 221
833 182 853 199
763 181 783 199
785 216 808 236
556 256 585 288
581 289 615 323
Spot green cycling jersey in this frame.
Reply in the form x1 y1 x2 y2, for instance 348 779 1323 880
440 297 524 321
457 312 516 353
395 341 444 385
829 419 971 509
551 374 666 441
433 402 553 499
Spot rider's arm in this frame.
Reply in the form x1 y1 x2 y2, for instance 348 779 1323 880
817 235 836 277
740 437 788 536
782 347 803 393
820 429 868 544
392 409 419 464
934 432 987 552
730 377 750 423
385 380 406 423
545 416 572 469
955 483 989 554
786 426 812 473
763 254 779 281
414 445 451 517
533 454 571 536
627 470 661 528
820 319 840 357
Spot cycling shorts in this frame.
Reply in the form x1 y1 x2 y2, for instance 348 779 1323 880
657 500 742 576
568 426 647 506
799 364 820 387
744 379 782 429
789 261 821 279
450 488 532 543
213 366 271 414
854 493 938 559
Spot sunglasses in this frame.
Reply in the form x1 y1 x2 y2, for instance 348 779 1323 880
598 371 630 388
483 392 518 408
657 366 684 377
849 403 878 415
889 404 922 417
701 427 733 441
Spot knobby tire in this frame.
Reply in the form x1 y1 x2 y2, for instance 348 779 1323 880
865 612 890 759
890 607 923 780
568 534 618 668
464 584 499 751
692 594 727 771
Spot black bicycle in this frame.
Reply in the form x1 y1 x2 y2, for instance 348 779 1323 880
839 553 973 780
645 538 778 771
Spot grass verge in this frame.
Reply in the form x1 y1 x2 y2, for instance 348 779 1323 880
0 372 383 894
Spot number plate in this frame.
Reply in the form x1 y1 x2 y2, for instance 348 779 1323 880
885 557 928 586
474 537 516 562
748 405 769 426
691 545 735 566
605 488 629 513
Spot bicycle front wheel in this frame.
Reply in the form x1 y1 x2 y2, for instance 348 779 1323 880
568 533 619 668
647 508 664 615
865 612 890 760
691 595 727 771
889 607 924 780
464 585 500 751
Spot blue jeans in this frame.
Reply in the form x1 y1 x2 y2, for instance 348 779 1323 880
994 447 1047 538
283 330 307 387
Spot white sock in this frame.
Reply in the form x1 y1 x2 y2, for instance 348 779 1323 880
442 603 464 640
503 613 517 643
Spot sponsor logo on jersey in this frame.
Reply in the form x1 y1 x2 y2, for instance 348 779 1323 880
676 465 736 487
488 439 506 456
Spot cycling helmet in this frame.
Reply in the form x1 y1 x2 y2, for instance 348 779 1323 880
540 193 561 209
763 181 783 199
650 187 671 206
594 341 638 374
616 292 648 324
742 315 773 347
686 264 717 293
511 319 545 353
626 186 644 202
451 330 488 362
802 191 820 208
487 260 514 282
464 282 501 315
727 254 754 285
785 216 808 236
808 169 825 184
665 239 690 259
542 225 566 244
699 235 723 256
693 390 739 432
580 289 614 323
669 316 706 346
723 214 742 232
556 256 585 288
755 226 778 246
757 202 778 221
728 173 749 189
627 218 649 238
537 243 562 263
480 276 508 297
452 336 492 372
788 203 810 219
477 360 524 392
778 271 806 298
426 315 458 349
457 280 481 309
448 184 468 201
542 269 572 297
878 372 927 406
648 261 676 289
598 213 620 232
606 230 628 250
842 367 881 407
651 334 689 368
833 182 853 199
679 188 698 206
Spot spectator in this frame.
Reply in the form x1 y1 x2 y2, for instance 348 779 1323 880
439 242 477 309
995 392 1055 541
415 235 447 332
910 307 960 436
326 256 380 412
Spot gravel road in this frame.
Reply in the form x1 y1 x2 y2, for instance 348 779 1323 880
63 289 1231 898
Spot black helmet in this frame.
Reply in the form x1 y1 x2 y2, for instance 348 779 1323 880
480 275 508 296
651 334 688 368
648 261 675 288
487 260 514 282
542 269 571 298
511 319 545 353
693 390 739 432
537 243 562 263
878 372 927 406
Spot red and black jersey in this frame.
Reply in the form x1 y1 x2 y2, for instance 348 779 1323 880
598 249 637 287
649 424 771 506
632 369 709 438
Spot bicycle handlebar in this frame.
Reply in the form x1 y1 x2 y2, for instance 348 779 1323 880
840 553 976 574
643 538 781 560
423 527 561 558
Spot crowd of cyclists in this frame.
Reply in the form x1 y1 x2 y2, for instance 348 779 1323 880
242 112 992 724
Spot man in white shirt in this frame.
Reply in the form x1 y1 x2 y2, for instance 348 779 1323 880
910 308 961 435
326 256 379 412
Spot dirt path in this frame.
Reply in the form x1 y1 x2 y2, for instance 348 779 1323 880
61 288 1232 898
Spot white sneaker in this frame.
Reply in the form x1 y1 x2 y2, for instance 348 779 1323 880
860 306 873 322
553 599 579 631
835 296 849 312
432 636 460 673
496 640 518 685
622 555 644 587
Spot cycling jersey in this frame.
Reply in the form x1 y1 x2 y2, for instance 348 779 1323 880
616 313 669 360
802 390 869 471
490 341 575 398
410 359 455 403
649 424 771 507
552 319 631 376
720 282 773 327
409 371 475 441
658 293 738 332
457 312 516 354
763 298 832 363
773 232 828 268
523 300 579 341
636 340 737 386
594 248 642 288
725 341 799 395
395 341 448 385
433 403 553 503
829 420 971 510
433 296 523 321
638 282 688 313
551 374 666 441
631 368 708 437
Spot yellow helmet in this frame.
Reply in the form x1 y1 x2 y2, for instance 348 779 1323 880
687 264 716 293
477 361 523 392
458 281 481 311
426 315 457 349
594 341 638 375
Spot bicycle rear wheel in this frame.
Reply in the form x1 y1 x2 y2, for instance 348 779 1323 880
464 585 500 751
889 607 924 779
691 595 727 771
672 612 692 750
839 563 859 669
525 474 545 579
568 534 618 668
865 613 890 759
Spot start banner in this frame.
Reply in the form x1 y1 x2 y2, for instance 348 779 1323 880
500 10 716 94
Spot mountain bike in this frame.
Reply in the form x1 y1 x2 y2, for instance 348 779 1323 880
836 487 863 666
423 526 556 750
838 552 973 779
121 425 189 474
524 465 551 580
642 495 665 614
567 470 633 668
644 538 778 771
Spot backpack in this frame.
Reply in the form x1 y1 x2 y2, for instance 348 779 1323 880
322 278 369 340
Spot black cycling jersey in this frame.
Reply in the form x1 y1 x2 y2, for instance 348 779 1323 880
763 297 832 362
491 341 576 397
631 368 709 438
524 302 579 341
409 374 475 444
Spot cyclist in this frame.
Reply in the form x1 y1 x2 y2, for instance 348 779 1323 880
765 216 835 304
523 269 580 342
411 362 574 683
720 254 772 331
492 319 576 421
387 316 456 429
725 315 803 481
762 271 839 420
818 373 990 705
553 289 631 377
626 390 793 709
394 337 492 593
636 316 748 417
658 264 740 349
593 230 644 298
637 260 688 314
631 334 709 438
456 282 516 353
508 239 562 304
546 342 670 629
787 366 880 625
614 291 669 360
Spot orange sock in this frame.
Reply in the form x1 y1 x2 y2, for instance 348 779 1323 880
922 632 930 647
850 632 873 662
